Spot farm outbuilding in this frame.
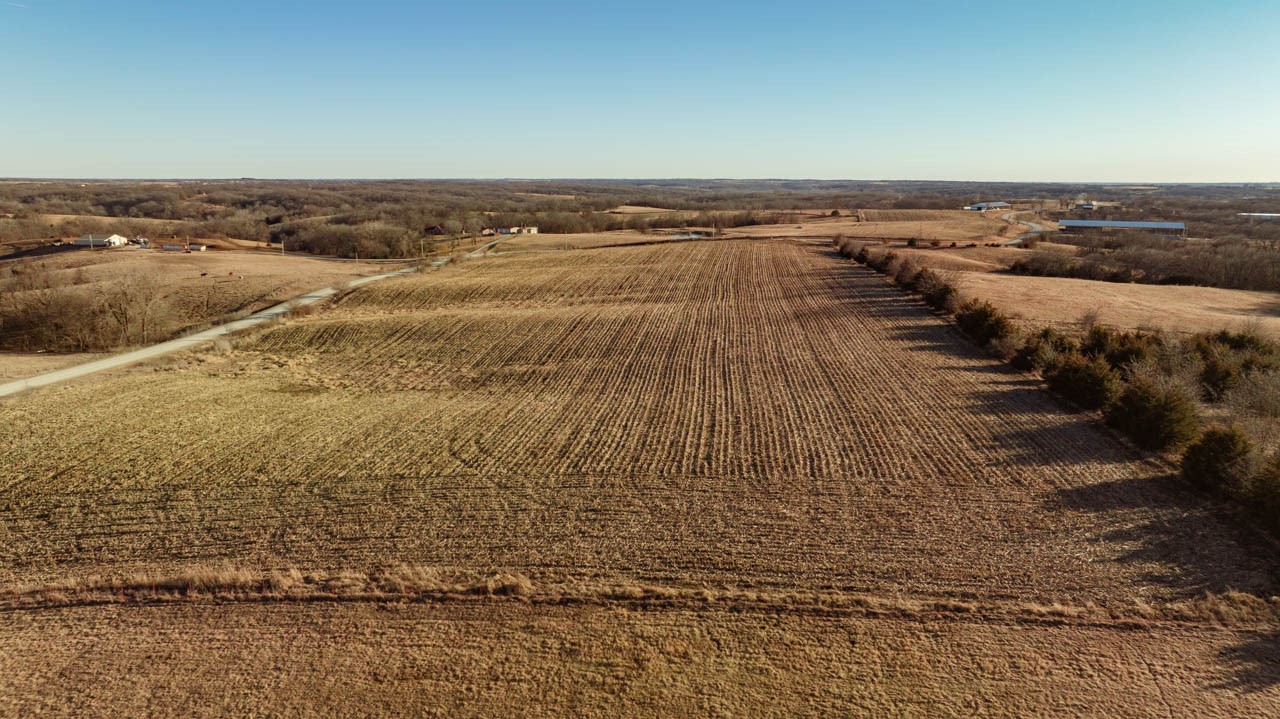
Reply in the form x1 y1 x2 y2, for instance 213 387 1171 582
72 233 127 247
1058 219 1187 239
964 202 1011 211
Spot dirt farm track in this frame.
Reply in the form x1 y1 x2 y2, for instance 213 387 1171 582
3 239 1280 716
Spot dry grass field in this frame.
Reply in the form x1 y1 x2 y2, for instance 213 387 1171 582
2 239 1279 714
861 244 1280 337
954 271 1280 337
0 351 104 379
606 204 675 214
0 248 390 360
731 210 1012 243
39 213 182 233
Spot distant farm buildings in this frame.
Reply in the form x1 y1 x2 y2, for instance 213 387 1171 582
491 226 539 235
73 233 127 247
425 224 448 236
964 202 1011 211
1058 219 1187 239
1239 213 1280 221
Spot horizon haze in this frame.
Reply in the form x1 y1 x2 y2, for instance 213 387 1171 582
3 0 1278 181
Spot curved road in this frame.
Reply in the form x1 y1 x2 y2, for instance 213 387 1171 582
999 210 1050 246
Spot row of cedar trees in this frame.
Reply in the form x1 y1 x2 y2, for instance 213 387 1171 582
835 237 1280 536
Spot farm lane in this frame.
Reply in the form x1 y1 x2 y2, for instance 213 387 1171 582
0 266 422 400
999 210 1049 245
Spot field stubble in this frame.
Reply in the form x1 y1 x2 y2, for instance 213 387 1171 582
2 240 1273 602
3 239 1280 713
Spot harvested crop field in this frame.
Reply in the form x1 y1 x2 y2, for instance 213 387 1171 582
497 230 698 252
732 211 1011 243
4 602 1279 718
3 239 1279 714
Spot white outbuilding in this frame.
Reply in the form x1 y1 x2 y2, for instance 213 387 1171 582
72 233 128 247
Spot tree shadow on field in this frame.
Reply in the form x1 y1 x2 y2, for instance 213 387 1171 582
1215 632 1280 693
987 419 1150 469
1207 299 1280 319
1052 475 1280 598
1056 476 1280 691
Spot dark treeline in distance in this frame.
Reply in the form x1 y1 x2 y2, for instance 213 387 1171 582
2 179 1279 259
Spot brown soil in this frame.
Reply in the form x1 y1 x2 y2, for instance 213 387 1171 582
2 239 1278 714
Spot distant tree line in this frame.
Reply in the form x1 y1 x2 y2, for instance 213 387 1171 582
3 180 1278 258
1012 231 1280 292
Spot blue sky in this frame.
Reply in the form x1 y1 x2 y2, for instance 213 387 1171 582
2 0 1277 180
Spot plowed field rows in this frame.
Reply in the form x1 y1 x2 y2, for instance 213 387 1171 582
2 241 1275 598
3 239 1279 713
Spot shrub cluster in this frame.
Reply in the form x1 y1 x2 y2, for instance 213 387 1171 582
1189 330 1278 400
955 300 1014 347
1103 377 1200 451
1182 426 1253 494
1181 427 1280 534
1044 354 1123 410
1080 326 1160 372
1010 328 1077 372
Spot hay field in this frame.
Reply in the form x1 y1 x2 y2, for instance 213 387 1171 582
855 243 1280 337
956 271 1280 337
2 239 1279 713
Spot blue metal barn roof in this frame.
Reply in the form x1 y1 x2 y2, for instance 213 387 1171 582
1058 219 1185 230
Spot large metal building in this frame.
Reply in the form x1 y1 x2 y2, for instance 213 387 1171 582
1058 219 1186 239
